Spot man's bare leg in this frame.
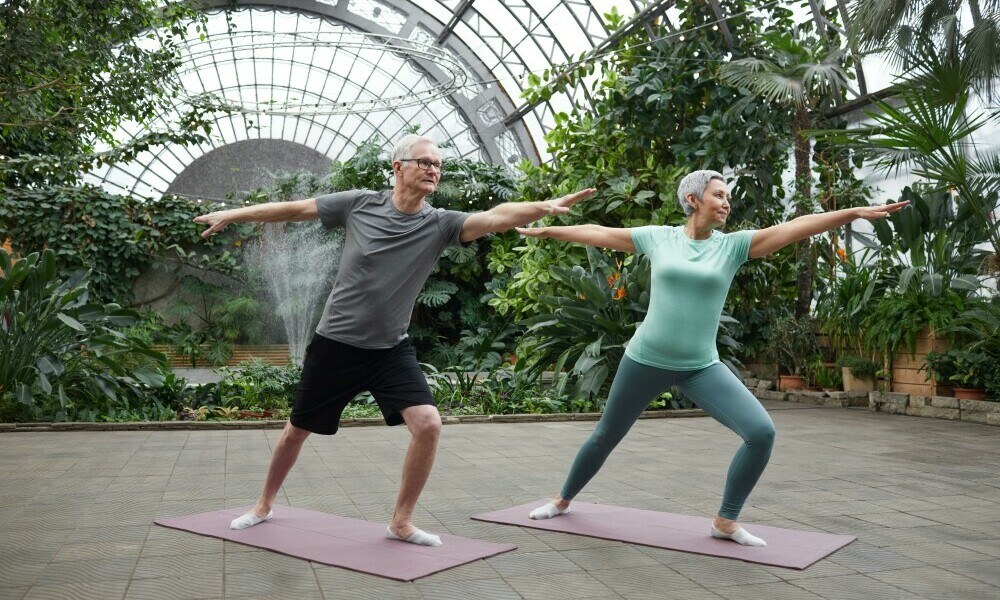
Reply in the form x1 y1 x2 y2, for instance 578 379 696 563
386 405 442 545
230 421 311 529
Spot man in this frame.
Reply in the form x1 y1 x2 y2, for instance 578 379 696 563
195 134 593 546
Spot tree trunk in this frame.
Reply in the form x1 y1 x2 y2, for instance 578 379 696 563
793 109 815 318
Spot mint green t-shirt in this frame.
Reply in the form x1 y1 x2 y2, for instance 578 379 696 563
625 225 757 370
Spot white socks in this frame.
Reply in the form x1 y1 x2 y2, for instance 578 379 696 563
230 510 273 530
386 526 443 547
529 501 570 520
711 525 766 547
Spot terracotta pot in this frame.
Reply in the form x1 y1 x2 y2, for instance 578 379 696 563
778 375 806 392
954 388 987 401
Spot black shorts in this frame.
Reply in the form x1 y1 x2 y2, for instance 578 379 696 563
290 334 435 435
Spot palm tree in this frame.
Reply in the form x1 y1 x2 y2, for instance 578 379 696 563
848 0 1000 98
719 31 851 317
816 46 1000 278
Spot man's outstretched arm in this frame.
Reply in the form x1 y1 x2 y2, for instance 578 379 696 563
459 188 595 243
194 198 319 238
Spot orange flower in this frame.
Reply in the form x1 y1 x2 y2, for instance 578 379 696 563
613 287 626 300
836 247 847 262
607 272 620 288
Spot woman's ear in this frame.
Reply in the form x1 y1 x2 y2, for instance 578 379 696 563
687 194 699 212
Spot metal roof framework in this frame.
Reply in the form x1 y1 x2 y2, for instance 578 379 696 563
87 0 877 198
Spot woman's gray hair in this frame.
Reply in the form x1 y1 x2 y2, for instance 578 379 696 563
676 170 726 216
391 134 437 163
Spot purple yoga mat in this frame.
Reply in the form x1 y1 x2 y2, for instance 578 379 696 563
472 501 854 570
155 505 516 581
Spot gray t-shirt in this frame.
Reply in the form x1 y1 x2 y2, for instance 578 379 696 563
314 189 470 349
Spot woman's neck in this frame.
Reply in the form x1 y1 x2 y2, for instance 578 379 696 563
683 216 717 240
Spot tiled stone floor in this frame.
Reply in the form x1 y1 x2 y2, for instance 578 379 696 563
1 401 997 599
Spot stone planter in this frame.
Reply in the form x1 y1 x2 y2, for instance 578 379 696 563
842 367 875 393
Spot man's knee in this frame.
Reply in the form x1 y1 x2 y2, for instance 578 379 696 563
283 421 311 444
405 405 442 440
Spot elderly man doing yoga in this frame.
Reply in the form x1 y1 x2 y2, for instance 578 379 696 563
196 134 594 547
520 170 907 546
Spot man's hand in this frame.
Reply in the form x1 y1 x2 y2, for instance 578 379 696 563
193 211 230 239
545 188 596 214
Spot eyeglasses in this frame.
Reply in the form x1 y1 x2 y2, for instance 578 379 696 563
399 157 444 172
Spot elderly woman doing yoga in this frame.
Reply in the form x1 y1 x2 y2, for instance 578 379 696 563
519 170 907 546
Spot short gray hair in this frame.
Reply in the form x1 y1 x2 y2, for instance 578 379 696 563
676 170 726 216
391 134 437 163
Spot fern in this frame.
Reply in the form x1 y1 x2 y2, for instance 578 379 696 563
417 279 458 307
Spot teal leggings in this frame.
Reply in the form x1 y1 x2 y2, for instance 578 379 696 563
561 356 775 520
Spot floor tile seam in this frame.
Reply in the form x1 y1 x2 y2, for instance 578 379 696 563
30 433 153 596
936 559 1000 588
310 437 366 519
812 572 924 599
125 430 186 600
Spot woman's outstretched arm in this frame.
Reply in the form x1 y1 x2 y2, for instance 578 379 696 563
748 201 910 259
516 224 636 253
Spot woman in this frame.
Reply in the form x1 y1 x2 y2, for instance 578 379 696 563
518 170 907 546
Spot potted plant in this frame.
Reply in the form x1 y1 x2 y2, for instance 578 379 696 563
812 365 843 393
838 355 879 393
947 350 990 401
767 315 821 391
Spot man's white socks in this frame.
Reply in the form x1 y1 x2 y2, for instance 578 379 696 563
230 510 273 530
529 501 570 520
386 526 443 547
711 525 766 547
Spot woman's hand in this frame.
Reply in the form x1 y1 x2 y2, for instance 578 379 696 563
853 201 910 220
515 225 552 238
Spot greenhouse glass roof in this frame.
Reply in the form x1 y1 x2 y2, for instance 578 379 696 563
84 0 922 199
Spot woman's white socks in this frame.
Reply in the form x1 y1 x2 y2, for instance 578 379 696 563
529 502 570 520
386 526 443 547
230 510 273 530
711 525 766 547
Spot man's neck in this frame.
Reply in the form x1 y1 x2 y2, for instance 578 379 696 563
391 188 427 215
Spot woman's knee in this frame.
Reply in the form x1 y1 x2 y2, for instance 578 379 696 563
746 421 775 448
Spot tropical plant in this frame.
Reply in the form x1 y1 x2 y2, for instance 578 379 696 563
0 0 213 188
216 359 301 412
766 314 821 377
817 47 1000 275
719 29 852 317
838 355 880 380
938 298 1000 397
496 1 802 321
814 246 892 357
812 365 844 390
925 348 991 389
516 247 650 403
864 289 967 358
0 248 168 421
848 0 1000 98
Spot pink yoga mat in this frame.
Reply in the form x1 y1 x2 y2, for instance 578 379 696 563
155 505 516 581
472 501 854 570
